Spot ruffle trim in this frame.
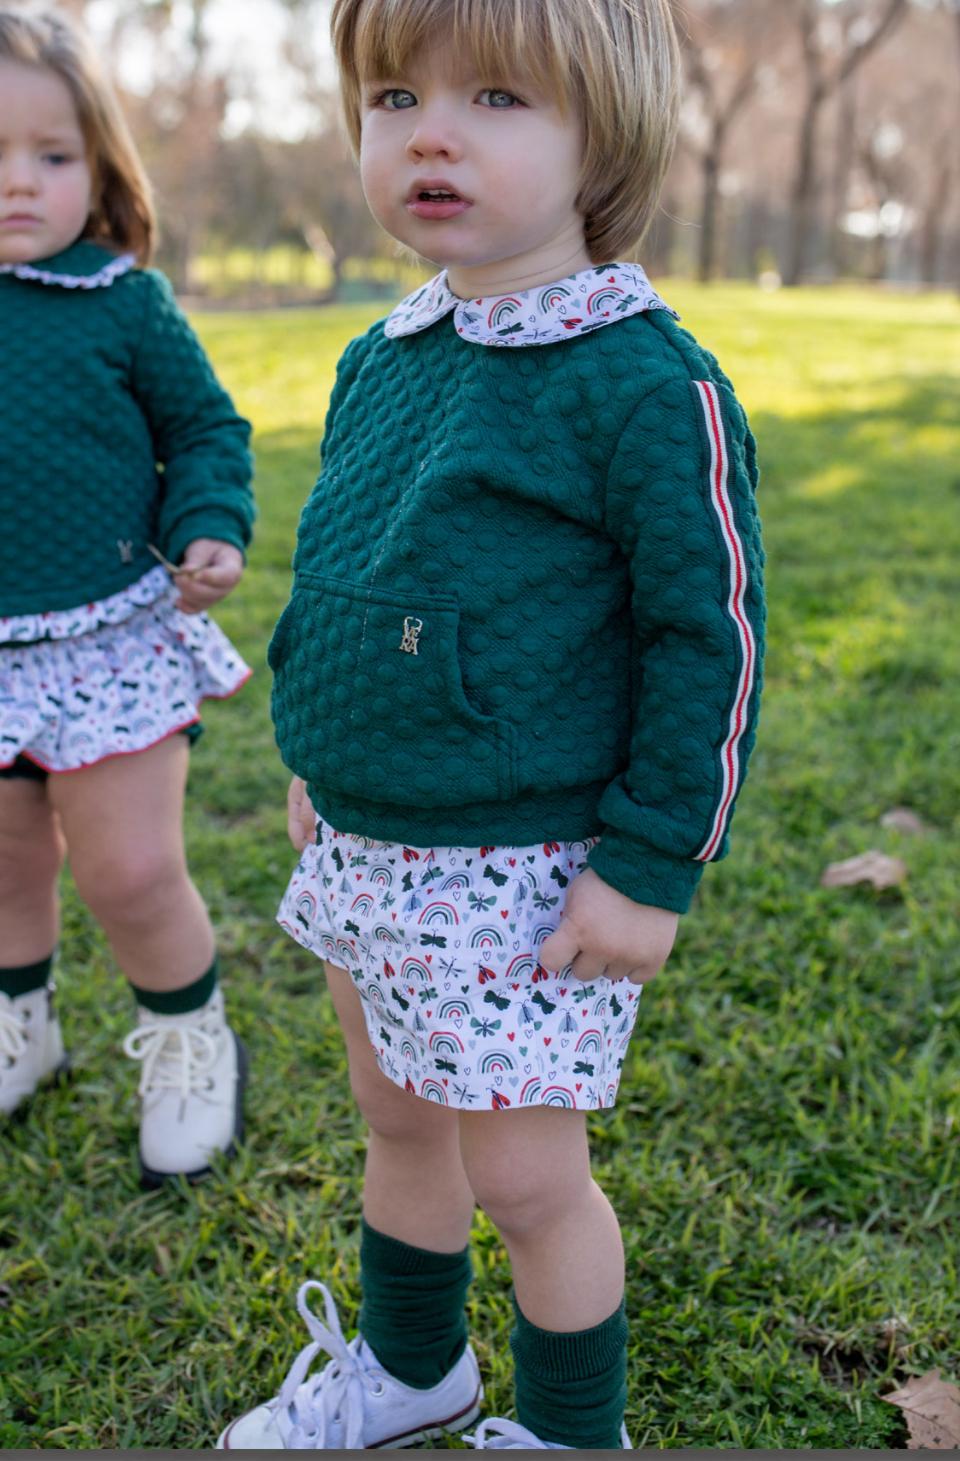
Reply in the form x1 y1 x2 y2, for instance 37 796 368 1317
0 252 136 290
0 565 170 643
0 595 251 772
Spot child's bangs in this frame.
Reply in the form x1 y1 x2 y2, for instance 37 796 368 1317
349 0 573 104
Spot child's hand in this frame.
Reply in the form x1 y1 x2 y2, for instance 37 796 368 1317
174 539 244 613
538 868 678 984
287 776 316 852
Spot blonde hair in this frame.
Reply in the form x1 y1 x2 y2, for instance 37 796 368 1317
0 4 155 262
331 0 681 263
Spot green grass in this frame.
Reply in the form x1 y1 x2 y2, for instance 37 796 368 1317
2 283 959 1448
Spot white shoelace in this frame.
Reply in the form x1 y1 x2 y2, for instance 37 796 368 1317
271 1282 387 1449
468 1418 563 1449
122 1020 219 1100
0 1005 28 1063
468 1417 630 1449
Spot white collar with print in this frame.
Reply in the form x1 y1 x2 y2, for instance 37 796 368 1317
384 261 677 348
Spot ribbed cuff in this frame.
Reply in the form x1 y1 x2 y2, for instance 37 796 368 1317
164 510 249 568
0 953 54 999
588 830 703 913
511 1294 629 1381
130 956 218 1015
360 1218 471 1275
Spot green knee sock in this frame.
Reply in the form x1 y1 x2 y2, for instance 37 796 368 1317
358 1218 472 1389
0 954 54 999
128 956 218 1016
511 1293 628 1449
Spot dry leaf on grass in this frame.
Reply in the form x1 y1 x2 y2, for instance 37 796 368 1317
821 850 907 890
880 807 929 835
883 1369 960 1449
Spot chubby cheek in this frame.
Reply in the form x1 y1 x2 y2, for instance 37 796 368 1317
491 168 576 241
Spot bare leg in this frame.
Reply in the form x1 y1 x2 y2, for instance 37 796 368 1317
325 963 474 1251
0 777 63 965
48 737 214 991
459 1107 624 1331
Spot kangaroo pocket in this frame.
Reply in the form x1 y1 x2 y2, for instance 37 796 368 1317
269 572 517 809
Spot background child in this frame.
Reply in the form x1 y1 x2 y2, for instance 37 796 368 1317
0 6 254 1186
220 0 763 1448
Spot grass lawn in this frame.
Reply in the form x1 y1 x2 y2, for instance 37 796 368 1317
2 283 959 1448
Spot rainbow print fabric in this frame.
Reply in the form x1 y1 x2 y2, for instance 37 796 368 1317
384 260 677 348
277 821 642 1111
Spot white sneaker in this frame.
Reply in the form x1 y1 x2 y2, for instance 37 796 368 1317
468 1418 632 1449
217 1280 483 1450
122 987 246 1186
0 982 68 1116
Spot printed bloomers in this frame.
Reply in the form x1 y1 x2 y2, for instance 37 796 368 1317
278 821 642 1112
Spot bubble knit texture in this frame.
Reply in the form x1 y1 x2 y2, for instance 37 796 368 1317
270 304 765 913
0 241 254 616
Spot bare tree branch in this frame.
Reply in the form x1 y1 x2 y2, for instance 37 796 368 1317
785 0 909 285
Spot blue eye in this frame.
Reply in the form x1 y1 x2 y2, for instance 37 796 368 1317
479 89 522 108
380 89 417 110
44 153 71 165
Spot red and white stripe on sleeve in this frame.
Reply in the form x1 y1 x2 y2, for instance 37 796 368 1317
692 380 758 862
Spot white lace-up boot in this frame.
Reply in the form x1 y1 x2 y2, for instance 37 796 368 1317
467 1418 632 1449
122 987 246 1186
217 1280 483 1450
0 982 68 1116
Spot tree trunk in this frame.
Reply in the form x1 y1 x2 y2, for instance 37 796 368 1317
829 76 859 278
919 158 953 284
329 253 346 303
785 79 823 286
785 0 908 287
698 135 723 283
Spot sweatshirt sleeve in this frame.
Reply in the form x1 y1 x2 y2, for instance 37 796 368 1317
586 373 765 914
129 270 255 563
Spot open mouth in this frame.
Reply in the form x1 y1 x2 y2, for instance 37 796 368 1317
406 183 472 219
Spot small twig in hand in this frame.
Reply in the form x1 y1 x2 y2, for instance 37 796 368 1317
147 543 204 577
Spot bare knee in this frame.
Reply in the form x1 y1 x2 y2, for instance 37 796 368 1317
70 846 188 930
463 1152 559 1236
461 1113 591 1238
350 1056 453 1145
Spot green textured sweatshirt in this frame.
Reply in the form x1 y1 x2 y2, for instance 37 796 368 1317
270 281 765 913
0 241 254 616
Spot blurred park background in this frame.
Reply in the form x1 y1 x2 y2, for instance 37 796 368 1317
57 0 960 300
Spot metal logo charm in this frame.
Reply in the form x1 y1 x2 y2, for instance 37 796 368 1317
400 617 423 655
117 538 134 564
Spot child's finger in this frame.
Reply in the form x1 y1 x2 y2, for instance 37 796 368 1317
571 952 607 983
286 778 313 850
286 808 306 850
174 584 222 613
538 919 580 972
